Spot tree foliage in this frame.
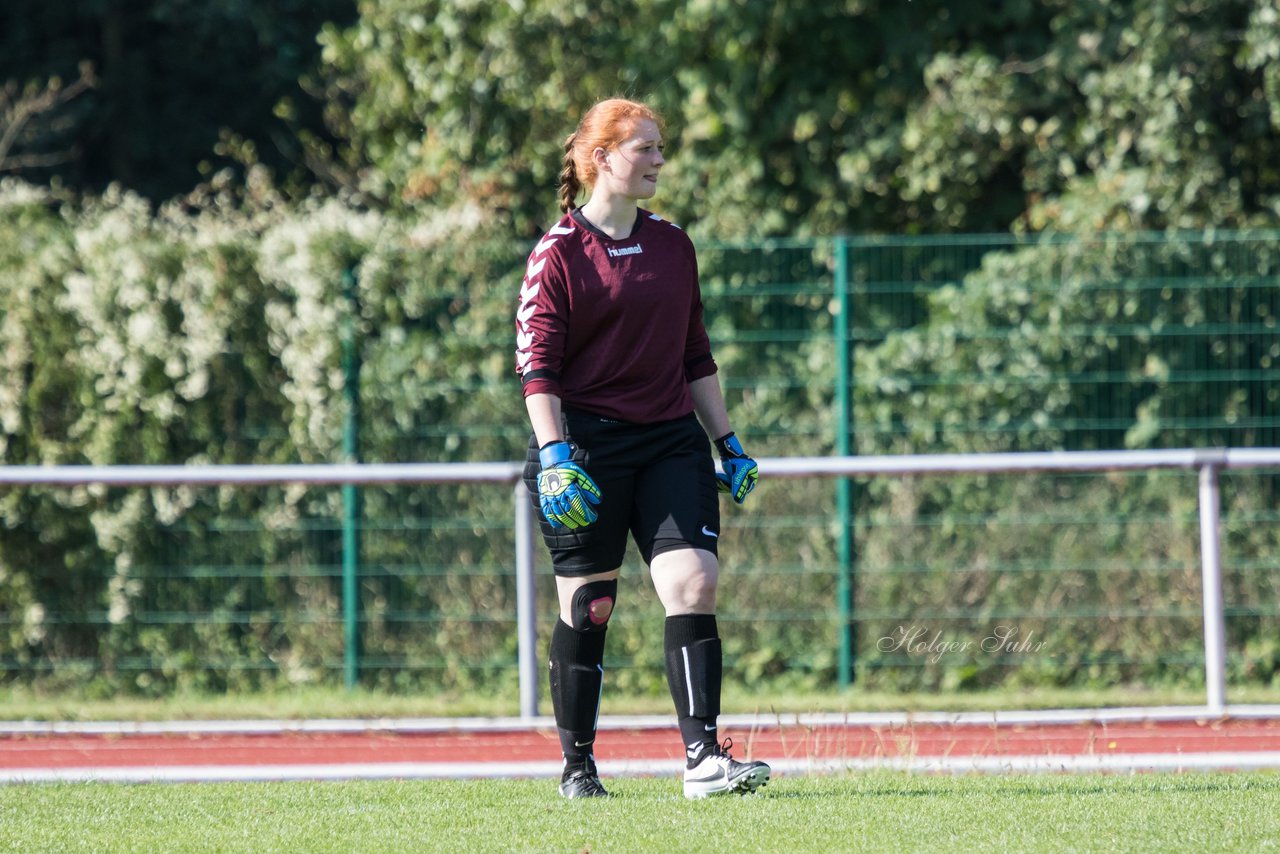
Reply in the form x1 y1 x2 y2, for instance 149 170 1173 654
4 2 1280 694
0 0 355 200
4 1 1278 235
317 0 1280 238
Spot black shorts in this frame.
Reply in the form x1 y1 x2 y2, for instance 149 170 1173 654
523 410 721 577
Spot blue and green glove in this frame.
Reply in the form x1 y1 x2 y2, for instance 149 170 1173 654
537 441 602 529
714 431 758 504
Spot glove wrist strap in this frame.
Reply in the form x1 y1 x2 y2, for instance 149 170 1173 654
714 432 743 459
538 440 573 468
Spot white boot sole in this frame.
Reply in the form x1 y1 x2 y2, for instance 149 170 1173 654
683 765 770 799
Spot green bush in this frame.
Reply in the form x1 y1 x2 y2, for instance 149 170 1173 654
2 179 1278 697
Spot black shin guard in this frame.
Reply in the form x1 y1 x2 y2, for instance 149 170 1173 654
664 614 722 759
549 618 607 766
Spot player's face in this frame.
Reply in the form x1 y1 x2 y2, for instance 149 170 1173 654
603 119 665 201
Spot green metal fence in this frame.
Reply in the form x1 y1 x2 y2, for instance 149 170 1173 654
3 230 1280 699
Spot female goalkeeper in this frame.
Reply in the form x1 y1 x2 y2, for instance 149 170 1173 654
515 96 768 799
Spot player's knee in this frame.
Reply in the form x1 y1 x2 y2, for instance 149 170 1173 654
652 550 719 614
681 567 718 612
570 579 617 632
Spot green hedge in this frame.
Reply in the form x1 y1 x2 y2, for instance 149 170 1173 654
2 180 1278 696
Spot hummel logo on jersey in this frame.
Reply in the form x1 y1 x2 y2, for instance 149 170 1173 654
606 244 643 258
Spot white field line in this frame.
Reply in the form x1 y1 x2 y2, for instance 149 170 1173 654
6 752 1280 784
4 705 1280 736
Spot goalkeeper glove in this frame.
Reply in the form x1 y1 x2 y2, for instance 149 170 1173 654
537 441 602 529
714 432 758 504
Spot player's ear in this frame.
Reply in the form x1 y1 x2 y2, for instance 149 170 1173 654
592 146 611 173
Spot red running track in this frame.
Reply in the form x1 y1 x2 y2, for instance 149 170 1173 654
4 715 1280 780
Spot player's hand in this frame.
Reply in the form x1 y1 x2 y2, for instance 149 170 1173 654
714 432 758 504
537 441 602 529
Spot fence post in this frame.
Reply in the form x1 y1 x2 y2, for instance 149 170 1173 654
341 267 363 690
514 481 540 718
1197 461 1227 714
833 235 857 687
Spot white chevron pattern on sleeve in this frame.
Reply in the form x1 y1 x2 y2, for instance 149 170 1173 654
515 223 574 375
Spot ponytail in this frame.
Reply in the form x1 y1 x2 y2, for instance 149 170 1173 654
558 132 580 214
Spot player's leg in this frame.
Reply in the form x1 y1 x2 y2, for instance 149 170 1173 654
650 547 770 798
523 417 631 798
633 415 770 798
548 569 618 798
649 546 721 754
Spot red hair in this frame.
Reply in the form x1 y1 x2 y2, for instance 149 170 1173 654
558 98 664 213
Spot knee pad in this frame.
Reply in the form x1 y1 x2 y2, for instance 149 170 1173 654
570 579 617 632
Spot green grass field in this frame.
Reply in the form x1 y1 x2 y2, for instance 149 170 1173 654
3 771 1278 852
4 683 1273 723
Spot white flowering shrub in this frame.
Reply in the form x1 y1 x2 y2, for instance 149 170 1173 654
0 178 375 690
0 180 101 670
0 175 534 694
260 197 389 460
8 172 1274 696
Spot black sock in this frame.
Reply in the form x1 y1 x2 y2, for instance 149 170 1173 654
548 618 607 769
664 613 722 764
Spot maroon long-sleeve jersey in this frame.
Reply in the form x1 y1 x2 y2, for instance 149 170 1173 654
515 208 718 424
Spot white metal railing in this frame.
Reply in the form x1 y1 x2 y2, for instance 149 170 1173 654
4 447 1279 718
